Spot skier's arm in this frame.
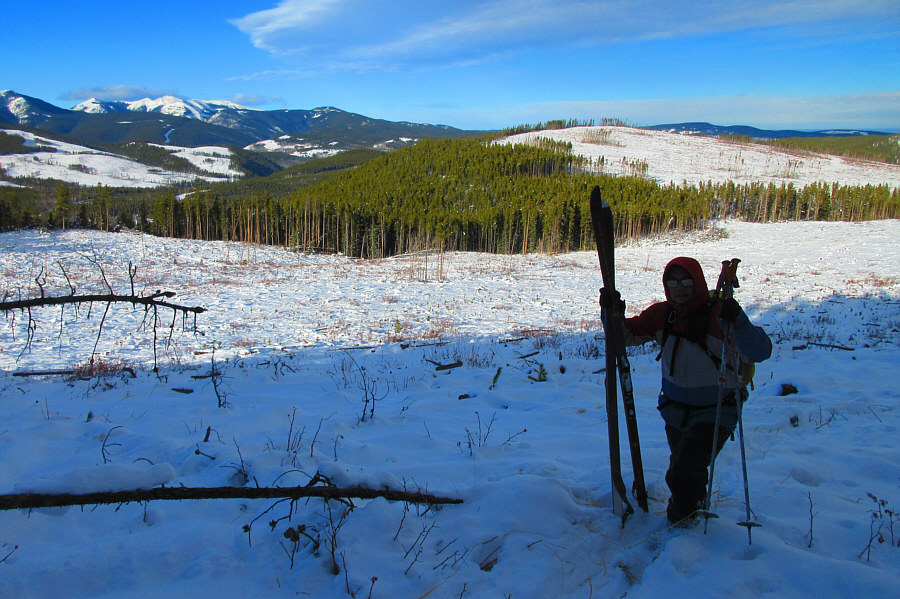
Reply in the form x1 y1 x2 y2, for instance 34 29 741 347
622 302 668 347
600 289 659 347
719 299 772 362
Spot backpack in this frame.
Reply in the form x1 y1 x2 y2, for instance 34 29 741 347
657 293 756 390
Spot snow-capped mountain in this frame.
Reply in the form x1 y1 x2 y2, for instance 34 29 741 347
70 98 130 114
73 95 253 121
0 90 70 126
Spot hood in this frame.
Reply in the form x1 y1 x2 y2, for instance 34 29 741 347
663 257 710 312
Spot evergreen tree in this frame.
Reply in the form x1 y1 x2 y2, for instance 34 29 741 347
55 184 71 230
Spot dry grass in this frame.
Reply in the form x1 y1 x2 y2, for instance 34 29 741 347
420 318 459 340
209 277 243 286
864 275 898 288
72 356 135 378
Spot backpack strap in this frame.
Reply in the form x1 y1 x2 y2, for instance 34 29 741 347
656 302 727 373
655 307 678 362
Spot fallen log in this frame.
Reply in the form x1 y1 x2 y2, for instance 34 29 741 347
0 484 463 511
0 291 205 314
791 342 854 351
425 358 463 371
12 370 76 377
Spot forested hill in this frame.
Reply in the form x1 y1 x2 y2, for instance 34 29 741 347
206 136 896 258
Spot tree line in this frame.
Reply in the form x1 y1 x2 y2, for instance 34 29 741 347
1 136 898 255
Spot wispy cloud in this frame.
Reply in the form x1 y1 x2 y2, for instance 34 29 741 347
230 0 899 75
63 85 177 102
229 0 345 53
228 93 285 107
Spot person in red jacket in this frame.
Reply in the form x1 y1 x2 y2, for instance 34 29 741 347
607 257 772 524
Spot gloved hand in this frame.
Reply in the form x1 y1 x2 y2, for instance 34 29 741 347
720 297 743 322
599 288 625 314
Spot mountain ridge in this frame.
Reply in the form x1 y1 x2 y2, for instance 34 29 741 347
0 90 475 150
645 121 889 139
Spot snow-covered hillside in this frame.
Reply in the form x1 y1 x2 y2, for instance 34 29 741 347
0 129 238 187
501 126 900 189
0 222 897 598
245 133 422 159
245 135 347 160
149 143 244 177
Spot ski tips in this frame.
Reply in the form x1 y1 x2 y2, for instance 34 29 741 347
589 185 610 211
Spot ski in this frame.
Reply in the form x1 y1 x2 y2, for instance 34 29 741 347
589 186 649 518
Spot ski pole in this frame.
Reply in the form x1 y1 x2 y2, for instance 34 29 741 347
735 396 761 544
702 259 739 532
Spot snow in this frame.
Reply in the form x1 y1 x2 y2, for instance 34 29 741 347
1 219 898 598
0 129 234 188
501 126 900 189
7 97 33 121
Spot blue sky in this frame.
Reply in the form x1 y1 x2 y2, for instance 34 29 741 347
4 0 899 131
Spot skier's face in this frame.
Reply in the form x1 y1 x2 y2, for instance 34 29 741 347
665 266 694 307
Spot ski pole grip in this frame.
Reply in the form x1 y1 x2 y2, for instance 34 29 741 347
727 258 741 287
715 258 741 298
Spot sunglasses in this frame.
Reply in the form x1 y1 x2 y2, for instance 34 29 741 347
666 278 694 288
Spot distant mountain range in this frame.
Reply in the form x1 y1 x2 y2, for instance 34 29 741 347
3 90 891 156
0 90 476 152
645 122 889 139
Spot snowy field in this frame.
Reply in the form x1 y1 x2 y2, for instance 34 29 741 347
1 220 898 598
502 126 900 189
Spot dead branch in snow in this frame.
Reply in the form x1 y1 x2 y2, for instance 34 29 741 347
0 484 463 511
1 261 205 370
791 342 854 351
0 290 205 314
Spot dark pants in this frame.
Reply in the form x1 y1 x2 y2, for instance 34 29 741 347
664 422 732 523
